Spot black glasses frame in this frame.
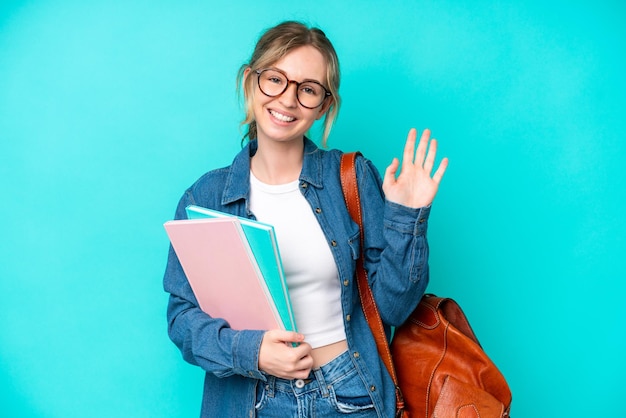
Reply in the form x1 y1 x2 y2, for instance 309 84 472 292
255 68 332 109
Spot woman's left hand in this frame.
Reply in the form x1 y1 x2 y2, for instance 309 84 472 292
382 128 448 209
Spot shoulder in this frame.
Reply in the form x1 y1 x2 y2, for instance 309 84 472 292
187 165 231 197
181 143 253 209
171 165 232 219
336 149 383 185
313 144 375 174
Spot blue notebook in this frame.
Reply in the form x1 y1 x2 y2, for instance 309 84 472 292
185 205 297 332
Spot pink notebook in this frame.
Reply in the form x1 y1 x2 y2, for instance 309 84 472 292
164 217 282 330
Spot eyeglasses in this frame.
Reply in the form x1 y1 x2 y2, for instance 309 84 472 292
255 68 331 109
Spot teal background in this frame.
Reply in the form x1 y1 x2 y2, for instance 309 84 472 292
1 1 624 416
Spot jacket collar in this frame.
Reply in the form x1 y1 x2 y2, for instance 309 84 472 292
221 137 323 206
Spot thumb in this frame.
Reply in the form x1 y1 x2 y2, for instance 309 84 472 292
266 329 305 344
383 157 399 189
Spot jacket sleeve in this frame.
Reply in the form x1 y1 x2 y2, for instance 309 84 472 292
356 156 431 326
163 190 266 380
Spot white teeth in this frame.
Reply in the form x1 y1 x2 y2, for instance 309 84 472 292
270 110 295 122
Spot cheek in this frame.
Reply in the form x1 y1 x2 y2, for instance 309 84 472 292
249 96 269 119
251 91 272 110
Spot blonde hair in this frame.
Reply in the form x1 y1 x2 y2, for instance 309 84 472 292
237 21 341 147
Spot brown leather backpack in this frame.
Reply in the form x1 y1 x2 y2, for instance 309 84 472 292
340 152 512 417
392 295 512 417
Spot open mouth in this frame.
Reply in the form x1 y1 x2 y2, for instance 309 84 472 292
269 109 296 123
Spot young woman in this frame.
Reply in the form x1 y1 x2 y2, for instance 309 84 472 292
164 21 448 417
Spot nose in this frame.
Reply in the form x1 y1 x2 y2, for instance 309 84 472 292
278 81 299 108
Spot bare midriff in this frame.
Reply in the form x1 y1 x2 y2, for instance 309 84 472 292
311 339 348 368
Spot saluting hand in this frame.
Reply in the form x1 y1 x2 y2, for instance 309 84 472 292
383 128 448 209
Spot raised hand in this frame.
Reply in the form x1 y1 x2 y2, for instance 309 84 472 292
382 128 448 209
258 330 313 379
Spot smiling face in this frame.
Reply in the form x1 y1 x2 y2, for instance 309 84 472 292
247 45 331 146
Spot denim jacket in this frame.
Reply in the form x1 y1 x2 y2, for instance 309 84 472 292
163 138 431 417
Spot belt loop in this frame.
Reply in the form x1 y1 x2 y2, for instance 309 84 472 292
313 368 329 398
265 375 276 398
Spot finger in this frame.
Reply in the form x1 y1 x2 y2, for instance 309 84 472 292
414 129 431 167
267 330 305 344
401 128 418 170
292 365 313 380
423 138 438 175
432 157 449 184
283 347 313 378
292 370 311 380
291 341 312 358
383 157 399 186
295 350 314 369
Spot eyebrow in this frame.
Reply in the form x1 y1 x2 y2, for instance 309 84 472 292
269 66 326 86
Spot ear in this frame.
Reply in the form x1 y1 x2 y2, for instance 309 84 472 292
316 96 333 120
243 67 251 80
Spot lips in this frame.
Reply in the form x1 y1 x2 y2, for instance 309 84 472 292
269 109 296 123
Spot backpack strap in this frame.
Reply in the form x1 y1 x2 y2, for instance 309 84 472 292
340 152 405 417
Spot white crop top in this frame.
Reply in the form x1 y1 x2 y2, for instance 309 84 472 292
249 172 346 348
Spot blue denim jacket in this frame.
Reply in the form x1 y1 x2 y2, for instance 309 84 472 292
163 138 431 417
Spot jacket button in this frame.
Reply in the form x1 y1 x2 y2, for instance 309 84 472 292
346 314 351 321
315 207 322 214
353 352 360 358
331 240 337 247
370 385 376 392
343 279 349 286
301 183 308 189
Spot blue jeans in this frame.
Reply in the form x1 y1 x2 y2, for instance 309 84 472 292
255 351 379 417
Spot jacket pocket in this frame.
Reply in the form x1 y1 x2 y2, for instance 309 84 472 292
346 228 361 261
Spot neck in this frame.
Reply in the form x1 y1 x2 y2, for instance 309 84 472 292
251 138 305 185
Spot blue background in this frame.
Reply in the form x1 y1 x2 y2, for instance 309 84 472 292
1 1 624 416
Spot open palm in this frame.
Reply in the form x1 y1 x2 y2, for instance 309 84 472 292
382 128 448 209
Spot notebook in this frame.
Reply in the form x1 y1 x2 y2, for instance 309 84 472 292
185 205 296 332
164 217 283 331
